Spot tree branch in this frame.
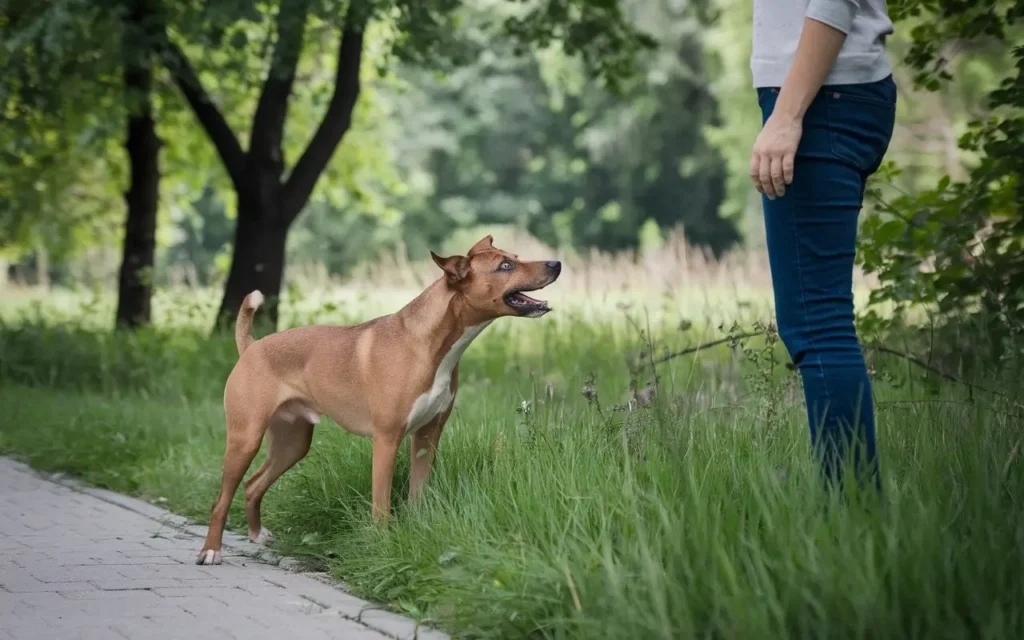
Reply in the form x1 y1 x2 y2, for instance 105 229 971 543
249 0 311 167
866 343 960 384
282 23 364 223
647 330 1012 401
649 332 765 365
155 33 245 188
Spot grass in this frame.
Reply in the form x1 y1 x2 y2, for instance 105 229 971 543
0 228 884 332
1 285 1023 639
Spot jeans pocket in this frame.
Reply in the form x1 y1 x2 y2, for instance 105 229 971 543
825 84 897 174
827 77 897 108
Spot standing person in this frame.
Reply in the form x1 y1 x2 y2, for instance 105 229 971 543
749 1 897 488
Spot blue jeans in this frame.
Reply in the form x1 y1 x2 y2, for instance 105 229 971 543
757 76 897 488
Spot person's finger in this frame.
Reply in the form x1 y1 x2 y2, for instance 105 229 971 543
759 151 775 198
771 155 786 197
783 149 795 185
749 151 764 193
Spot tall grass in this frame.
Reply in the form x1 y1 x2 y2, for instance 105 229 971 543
2 229 883 331
1 249 1021 638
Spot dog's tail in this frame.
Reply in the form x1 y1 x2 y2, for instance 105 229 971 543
235 290 264 356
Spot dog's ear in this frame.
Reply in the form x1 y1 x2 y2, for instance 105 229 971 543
467 235 494 256
430 251 470 283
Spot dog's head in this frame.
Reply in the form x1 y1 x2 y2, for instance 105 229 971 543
430 235 561 318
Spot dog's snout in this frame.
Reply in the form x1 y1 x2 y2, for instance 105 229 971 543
546 261 561 275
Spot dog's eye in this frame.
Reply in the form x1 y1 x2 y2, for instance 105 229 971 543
498 260 514 271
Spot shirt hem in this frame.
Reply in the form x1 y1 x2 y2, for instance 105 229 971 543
751 54 892 89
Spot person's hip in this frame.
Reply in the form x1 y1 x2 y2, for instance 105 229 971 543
756 75 897 174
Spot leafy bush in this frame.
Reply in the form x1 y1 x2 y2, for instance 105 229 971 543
859 1 1023 362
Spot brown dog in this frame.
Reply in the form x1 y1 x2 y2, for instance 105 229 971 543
196 235 560 565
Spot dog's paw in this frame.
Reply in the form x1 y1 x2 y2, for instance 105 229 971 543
195 549 222 566
249 528 273 546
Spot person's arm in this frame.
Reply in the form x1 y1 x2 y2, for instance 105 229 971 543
773 17 848 123
750 13 850 198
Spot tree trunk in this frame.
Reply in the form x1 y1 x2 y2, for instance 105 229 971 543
33 242 50 289
215 192 289 330
115 3 160 330
155 17 364 334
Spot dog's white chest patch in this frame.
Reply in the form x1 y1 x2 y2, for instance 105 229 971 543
404 320 492 436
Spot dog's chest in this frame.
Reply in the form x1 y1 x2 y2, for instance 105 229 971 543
404 321 491 435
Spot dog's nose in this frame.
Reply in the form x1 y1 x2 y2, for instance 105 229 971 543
546 261 561 275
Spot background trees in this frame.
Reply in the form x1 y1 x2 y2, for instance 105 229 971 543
3 0 1021 343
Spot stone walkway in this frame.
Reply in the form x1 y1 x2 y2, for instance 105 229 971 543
0 458 445 640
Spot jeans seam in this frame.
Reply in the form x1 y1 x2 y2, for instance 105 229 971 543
828 88 880 444
801 106 838 443
790 219 833 441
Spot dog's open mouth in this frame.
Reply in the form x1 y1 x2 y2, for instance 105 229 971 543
504 288 551 317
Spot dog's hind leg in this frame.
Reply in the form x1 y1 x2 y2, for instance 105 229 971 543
243 417 315 545
197 412 267 566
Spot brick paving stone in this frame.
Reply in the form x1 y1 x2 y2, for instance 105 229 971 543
0 458 447 640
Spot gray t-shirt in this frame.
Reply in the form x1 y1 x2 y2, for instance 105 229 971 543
752 0 894 88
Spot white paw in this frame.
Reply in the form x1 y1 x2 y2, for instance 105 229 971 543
195 549 222 565
250 528 273 546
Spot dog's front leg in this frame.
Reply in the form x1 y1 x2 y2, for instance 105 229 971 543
371 434 401 524
409 411 448 504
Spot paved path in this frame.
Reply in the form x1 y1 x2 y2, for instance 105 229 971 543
0 458 445 640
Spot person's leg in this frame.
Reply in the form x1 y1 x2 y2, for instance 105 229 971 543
757 78 896 489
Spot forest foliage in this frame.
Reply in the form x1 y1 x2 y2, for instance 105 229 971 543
1 0 1020 337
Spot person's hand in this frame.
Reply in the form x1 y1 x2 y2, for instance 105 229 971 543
750 112 802 199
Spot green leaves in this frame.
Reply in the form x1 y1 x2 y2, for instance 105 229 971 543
0 1 126 256
857 0 1024 359
500 0 656 94
387 0 732 256
873 219 908 245
1 0 721 284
